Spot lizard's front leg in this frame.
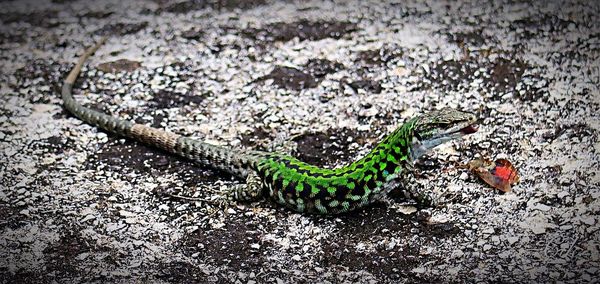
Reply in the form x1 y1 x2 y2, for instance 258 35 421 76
397 172 439 207
231 171 264 201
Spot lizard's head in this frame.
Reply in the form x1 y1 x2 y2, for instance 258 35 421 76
409 108 478 160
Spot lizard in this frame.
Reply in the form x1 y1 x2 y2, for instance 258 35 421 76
62 38 479 214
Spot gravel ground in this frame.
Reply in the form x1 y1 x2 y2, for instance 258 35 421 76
1 0 599 283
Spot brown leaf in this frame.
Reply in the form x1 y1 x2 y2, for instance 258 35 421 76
468 158 519 192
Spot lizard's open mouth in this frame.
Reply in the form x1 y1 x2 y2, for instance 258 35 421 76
459 124 479 135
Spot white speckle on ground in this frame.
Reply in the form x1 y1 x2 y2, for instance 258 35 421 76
0 0 598 282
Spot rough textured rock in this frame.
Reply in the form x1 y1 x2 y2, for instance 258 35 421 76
1 0 598 283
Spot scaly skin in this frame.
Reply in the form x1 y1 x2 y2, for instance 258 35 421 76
62 39 478 214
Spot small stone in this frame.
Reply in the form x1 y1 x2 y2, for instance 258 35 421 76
533 203 551 212
581 217 595 225
396 205 417 215
250 243 260 250
119 210 136 217
386 241 396 250
291 255 301 261
482 228 494 234
560 225 572 230
479 141 491 149
237 272 247 280
80 214 96 223
531 226 546 234
459 172 469 180
558 176 572 185
42 156 56 164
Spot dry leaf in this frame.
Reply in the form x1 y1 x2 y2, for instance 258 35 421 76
467 158 519 192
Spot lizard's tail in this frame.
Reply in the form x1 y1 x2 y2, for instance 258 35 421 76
62 38 253 177
62 37 135 136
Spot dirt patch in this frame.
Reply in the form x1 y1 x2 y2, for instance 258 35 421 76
179 216 268 270
159 0 266 13
356 45 403 66
44 135 74 155
423 59 476 92
0 11 59 28
14 59 68 98
0 203 27 231
43 227 96 277
133 110 167 128
447 29 493 47
510 15 577 39
180 28 204 40
489 58 527 92
95 22 148 36
239 127 272 150
79 11 114 19
542 122 597 142
85 136 227 186
155 260 212 283
151 89 205 108
292 128 367 168
243 20 357 42
422 56 547 100
258 59 344 90
97 59 142 73
346 79 382 94
318 207 459 281
0 31 25 45
0 271 50 284
305 58 344 78
259 66 318 91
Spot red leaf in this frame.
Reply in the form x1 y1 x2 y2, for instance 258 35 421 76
468 158 519 192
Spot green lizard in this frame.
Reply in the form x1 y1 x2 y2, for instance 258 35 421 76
62 38 478 214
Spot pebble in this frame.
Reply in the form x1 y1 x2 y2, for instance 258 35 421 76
532 203 551 212
459 172 469 180
507 237 519 245
119 210 136 217
581 217 595 225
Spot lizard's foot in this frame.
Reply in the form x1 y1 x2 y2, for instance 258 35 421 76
231 171 264 201
397 174 439 208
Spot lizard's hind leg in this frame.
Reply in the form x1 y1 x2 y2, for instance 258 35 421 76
231 171 264 201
